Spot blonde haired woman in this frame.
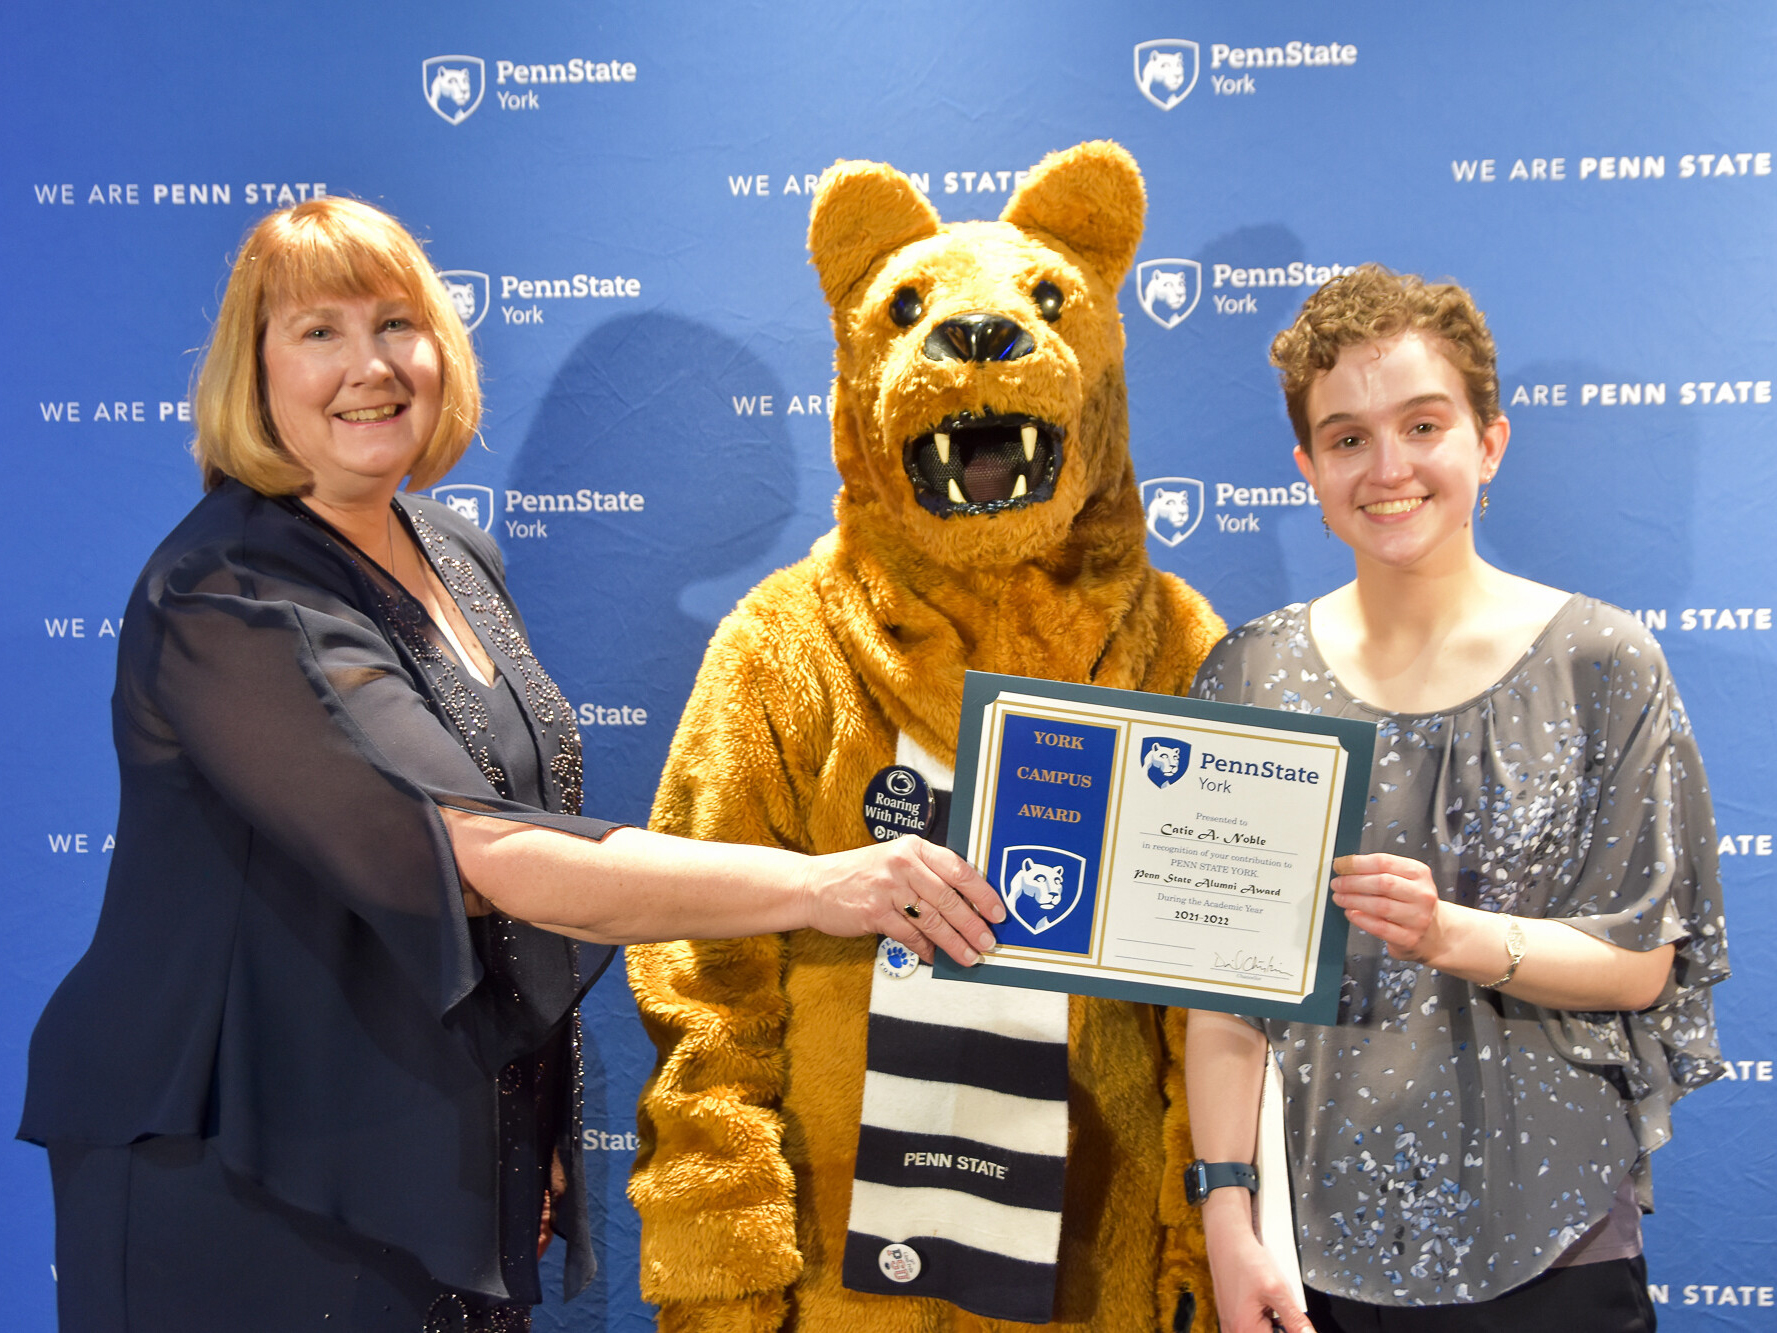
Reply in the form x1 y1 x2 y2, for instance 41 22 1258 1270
21 198 999 1332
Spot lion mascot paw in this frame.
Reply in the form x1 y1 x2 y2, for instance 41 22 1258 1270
628 141 1225 1332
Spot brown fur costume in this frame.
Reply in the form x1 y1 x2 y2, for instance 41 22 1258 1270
628 142 1226 1332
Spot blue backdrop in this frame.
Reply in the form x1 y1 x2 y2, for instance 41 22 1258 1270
6 2 1774 1327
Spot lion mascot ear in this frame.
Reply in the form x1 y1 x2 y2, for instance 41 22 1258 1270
808 160 942 310
1001 140 1146 288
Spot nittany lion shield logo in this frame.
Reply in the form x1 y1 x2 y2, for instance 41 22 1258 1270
1139 737 1191 789
438 270 490 331
431 484 496 532
1133 40 1200 111
998 845 1088 936
1141 477 1205 547
423 56 486 125
1135 259 1202 330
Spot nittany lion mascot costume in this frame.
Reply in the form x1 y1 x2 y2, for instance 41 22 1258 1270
628 141 1225 1333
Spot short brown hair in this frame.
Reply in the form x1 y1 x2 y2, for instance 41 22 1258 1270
1270 264 1499 450
193 196 481 494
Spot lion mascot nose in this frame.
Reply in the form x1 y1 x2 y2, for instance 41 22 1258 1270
923 312 1036 363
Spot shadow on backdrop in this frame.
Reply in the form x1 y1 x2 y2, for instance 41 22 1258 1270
503 312 798 828
502 313 796 1333
1128 224 1309 629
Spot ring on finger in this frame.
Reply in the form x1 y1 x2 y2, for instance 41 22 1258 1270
902 900 922 920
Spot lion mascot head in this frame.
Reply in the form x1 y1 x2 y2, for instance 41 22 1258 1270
810 140 1149 574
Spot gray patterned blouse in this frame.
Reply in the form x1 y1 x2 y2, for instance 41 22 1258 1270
1190 595 1729 1305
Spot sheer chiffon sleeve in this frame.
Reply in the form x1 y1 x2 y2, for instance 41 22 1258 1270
1523 624 1730 1170
20 486 621 1297
23 488 618 1144
149 543 616 1017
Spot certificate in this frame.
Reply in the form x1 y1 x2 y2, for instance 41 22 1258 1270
932 671 1374 1023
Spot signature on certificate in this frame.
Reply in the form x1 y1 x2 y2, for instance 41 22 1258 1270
1212 950 1292 979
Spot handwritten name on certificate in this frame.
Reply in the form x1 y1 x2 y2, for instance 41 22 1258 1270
935 672 1374 1023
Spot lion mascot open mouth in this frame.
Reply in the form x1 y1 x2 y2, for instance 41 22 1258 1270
812 138 1166 576
628 141 1225 1333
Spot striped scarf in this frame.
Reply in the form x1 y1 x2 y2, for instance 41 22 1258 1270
841 735 1072 1323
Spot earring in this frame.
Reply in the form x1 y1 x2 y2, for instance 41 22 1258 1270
1321 511 1330 538
1479 479 1491 520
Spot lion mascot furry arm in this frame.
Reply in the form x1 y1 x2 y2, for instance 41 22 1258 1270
629 141 1226 1333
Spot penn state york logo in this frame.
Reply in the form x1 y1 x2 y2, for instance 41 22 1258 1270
437 270 490 331
1140 737 1191 789
1134 259 1202 329
1140 477 1204 546
1133 40 1200 111
431 483 496 531
999 846 1087 936
423 56 485 124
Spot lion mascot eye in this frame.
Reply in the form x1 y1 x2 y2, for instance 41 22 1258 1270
888 286 924 327
1032 280 1064 322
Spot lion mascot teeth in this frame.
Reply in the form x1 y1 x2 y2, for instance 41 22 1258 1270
628 141 1225 1332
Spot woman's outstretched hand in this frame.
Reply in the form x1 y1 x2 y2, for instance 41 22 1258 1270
799 835 1004 968
1329 852 1446 960
442 812 1007 957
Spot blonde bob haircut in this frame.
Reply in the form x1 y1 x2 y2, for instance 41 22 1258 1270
1270 264 1500 451
193 196 481 495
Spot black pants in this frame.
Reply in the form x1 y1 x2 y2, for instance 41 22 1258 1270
48 1137 528 1333
1305 1256 1655 1332
1300 1258 1656 1329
